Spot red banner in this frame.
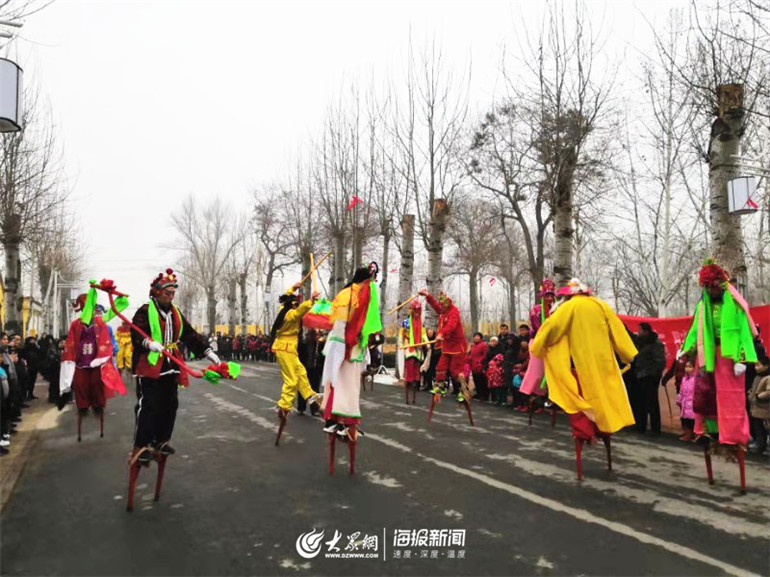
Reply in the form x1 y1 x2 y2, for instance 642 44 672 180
619 304 769 363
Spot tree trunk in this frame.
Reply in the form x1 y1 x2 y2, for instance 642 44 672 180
332 230 346 295
398 215 416 305
507 281 517 327
552 154 577 286
301 251 312 300
206 286 217 335
468 267 479 333
227 277 237 335
379 229 391 311
3 213 22 334
710 84 747 287
426 200 449 327
239 273 248 336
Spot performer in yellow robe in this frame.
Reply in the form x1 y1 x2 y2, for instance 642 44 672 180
530 279 638 436
115 322 133 372
271 283 322 418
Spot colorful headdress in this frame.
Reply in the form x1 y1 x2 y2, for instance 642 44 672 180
408 299 422 314
698 260 729 289
437 292 453 309
150 268 179 296
539 278 556 297
557 278 591 297
73 293 88 312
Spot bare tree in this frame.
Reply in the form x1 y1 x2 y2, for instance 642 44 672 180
651 0 770 285
394 38 469 323
446 198 500 332
0 83 66 332
170 196 242 333
253 190 299 325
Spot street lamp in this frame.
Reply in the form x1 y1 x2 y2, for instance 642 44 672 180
0 20 23 133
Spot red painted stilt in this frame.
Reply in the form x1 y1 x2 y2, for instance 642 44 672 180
348 426 357 475
328 433 336 475
428 394 438 422
275 410 288 446
464 399 474 427
737 447 746 495
550 405 558 427
575 438 584 481
602 435 612 471
528 399 534 426
154 454 168 502
704 447 714 485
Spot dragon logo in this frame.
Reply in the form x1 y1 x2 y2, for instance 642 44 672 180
295 528 325 559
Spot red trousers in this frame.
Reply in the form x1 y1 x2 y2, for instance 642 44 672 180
436 352 465 383
73 367 106 409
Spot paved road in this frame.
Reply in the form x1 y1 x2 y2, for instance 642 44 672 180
2 362 769 576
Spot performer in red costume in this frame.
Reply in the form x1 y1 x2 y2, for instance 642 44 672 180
418 289 470 403
59 290 126 441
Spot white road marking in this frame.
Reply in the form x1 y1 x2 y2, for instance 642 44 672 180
365 432 760 577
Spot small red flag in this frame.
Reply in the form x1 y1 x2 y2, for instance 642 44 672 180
346 195 364 210
489 277 497 286
389 268 398 274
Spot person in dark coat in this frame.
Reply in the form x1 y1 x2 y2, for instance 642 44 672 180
633 322 667 434
21 337 42 400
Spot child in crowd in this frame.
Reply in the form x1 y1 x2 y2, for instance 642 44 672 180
677 359 696 441
747 355 769 454
487 353 505 406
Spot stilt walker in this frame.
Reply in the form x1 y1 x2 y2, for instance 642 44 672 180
681 260 758 494
418 289 474 426
321 263 382 475
399 300 427 405
529 279 638 480
58 286 127 442
127 270 221 510
271 282 322 445
520 278 558 425
115 322 133 376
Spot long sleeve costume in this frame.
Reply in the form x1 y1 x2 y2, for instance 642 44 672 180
530 294 638 435
272 291 317 411
131 298 210 449
423 293 467 385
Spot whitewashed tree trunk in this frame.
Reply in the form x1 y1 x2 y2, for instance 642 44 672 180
3 213 22 333
239 273 248 336
227 277 237 336
710 84 747 286
425 200 449 327
398 214 416 305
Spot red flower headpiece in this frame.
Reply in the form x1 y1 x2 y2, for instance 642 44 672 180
150 268 179 295
72 293 87 312
539 278 556 297
698 260 729 289
409 299 422 314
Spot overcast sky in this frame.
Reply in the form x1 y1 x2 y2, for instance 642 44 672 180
11 0 686 320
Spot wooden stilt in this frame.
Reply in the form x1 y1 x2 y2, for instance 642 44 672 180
154 454 168 502
99 410 105 438
528 398 535 426
428 394 438 422
404 384 409 405
127 462 141 512
602 435 612 471
411 385 417 405
550 405 558 428
275 410 288 446
737 446 746 495
77 411 84 442
575 438 584 481
464 398 474 427
704 446 714 485
348 426 357 475
328 433 336 476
